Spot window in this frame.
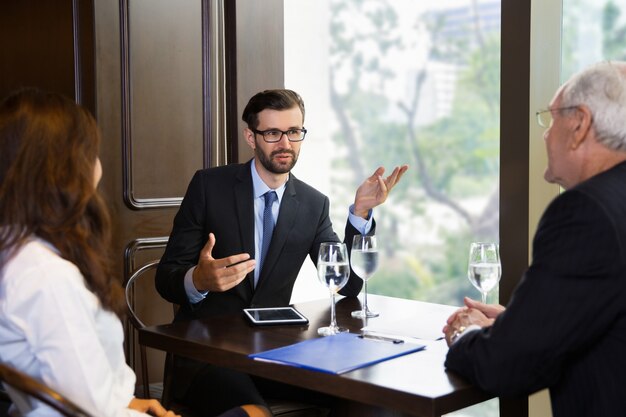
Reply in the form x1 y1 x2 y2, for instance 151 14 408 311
285 2 501 415
562 0 626 78
286 0 501 309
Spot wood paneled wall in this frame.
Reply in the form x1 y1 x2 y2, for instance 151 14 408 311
0 0 95 112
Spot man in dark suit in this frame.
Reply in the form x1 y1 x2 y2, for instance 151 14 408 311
443 61 626 416
156 89 408 415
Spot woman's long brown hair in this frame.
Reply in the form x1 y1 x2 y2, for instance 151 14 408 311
0 88 125 317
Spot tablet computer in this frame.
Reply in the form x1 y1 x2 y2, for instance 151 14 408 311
243 307 309 326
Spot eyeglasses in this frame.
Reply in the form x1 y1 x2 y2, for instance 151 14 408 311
535 106 579 128
251 128 307 143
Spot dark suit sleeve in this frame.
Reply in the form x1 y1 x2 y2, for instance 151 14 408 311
445 189 622 396
155 171 208 306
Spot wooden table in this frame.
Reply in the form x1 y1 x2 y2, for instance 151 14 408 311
138 294 493 416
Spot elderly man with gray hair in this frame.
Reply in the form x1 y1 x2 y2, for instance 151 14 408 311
442 61 626 417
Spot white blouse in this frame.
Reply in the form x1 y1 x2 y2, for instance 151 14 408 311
0 238 145 417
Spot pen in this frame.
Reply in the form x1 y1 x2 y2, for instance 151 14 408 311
358 333 404 344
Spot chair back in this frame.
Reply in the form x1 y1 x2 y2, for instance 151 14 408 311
124 260 168 399
125 260 162 329
0 363 93 417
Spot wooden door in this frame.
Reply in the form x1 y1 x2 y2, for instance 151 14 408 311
94 0 237 392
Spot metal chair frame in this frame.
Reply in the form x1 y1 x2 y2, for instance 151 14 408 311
124 260 162 400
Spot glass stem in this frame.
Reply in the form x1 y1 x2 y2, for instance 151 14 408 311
481 291 487 304
363 280 369 313
330 291 337 328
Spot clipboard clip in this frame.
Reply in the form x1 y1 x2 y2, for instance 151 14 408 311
358 333 404 344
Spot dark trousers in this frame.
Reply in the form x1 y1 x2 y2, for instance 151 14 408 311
177 362 334 416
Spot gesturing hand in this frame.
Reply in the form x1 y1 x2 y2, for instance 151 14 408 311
353 165 409 218
192 233 256 292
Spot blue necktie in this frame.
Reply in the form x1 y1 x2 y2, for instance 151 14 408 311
260 191 277 276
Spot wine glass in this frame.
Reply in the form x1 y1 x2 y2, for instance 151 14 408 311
316 242 350 336
350 235 380 318
467 242 502 304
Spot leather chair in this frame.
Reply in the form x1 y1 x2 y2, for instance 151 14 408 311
0 363 93 417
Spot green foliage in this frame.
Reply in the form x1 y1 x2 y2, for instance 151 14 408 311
329 0 401 89
368 264 419 299
462 34 501 110
368 227 481 306
602 0 626 60
418 85 499 195
562 0 626 78
329 0 500 304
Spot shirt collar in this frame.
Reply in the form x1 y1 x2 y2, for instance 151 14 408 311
250 159 287 201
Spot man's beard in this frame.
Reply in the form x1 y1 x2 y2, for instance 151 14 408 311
255 146 299 174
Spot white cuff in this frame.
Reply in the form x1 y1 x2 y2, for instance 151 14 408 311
451 324 481 344
348 204 373 235
184 266 208 304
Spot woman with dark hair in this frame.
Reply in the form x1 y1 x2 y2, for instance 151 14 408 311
0 89 269 417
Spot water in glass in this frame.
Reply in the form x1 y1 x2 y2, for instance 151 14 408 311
317 242 350 336
467 242 501 304
351 235 380 318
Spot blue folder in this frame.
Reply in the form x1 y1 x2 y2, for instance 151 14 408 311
249 332 425 374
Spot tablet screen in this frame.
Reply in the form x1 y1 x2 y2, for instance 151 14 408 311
243 307 308 325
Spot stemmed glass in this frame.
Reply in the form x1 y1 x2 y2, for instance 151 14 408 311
317 242 350 336
467 242 502 304
350 235 380 318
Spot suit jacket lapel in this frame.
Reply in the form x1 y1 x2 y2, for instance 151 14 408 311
256 175 299 292
234 162 256 293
